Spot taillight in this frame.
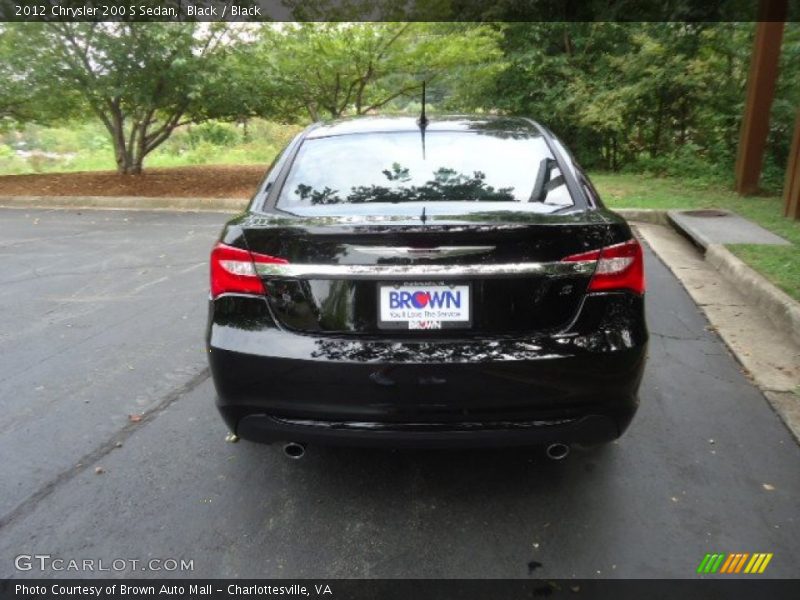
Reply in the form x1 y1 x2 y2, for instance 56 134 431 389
562 239 645 295
210 242 288 299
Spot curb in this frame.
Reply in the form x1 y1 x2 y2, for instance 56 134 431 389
705 244 800 348
614 208 670 225
667 209 791 249
0 195 248 212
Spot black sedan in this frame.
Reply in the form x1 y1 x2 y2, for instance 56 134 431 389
207 116 647 458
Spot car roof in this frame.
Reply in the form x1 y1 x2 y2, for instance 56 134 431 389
304 115 542 139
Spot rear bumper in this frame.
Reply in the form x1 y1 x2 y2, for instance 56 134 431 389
207 293 647 448
234 414 621 448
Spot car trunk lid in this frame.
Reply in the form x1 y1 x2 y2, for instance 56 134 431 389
240 211 618 337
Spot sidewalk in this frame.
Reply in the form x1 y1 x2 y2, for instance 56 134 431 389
635 222 800 442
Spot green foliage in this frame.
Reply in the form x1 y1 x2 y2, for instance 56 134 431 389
186 123 240 149
2 21 799 189
624 142 733 184
729 244 800 302
257 23 503 120
0 25 80 127
0 22 288 173
486 22 799 193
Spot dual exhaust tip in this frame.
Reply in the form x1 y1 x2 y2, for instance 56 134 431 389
545 442 570 461
281 441 570 461
282 442 306 460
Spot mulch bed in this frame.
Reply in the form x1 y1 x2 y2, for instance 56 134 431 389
0 165 267 199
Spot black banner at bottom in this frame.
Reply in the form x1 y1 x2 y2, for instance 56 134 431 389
3 579 800 600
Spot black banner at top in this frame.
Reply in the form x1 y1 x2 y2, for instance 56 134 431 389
1 0 799 22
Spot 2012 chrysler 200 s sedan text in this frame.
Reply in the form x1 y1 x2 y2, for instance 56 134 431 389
206 116 647 456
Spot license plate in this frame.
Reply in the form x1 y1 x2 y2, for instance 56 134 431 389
378 283 471 330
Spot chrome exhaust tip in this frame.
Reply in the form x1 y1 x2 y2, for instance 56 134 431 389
282 442 306 460
545 443 570 461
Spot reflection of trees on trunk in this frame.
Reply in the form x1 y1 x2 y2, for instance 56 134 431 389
317 280 354 331
309 339 533 363
294 165 516 205
307 328 639 363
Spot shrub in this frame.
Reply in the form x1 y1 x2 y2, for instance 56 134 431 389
187 122 239 148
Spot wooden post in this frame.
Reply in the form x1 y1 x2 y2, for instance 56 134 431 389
734 1 787 195
784 109 800 220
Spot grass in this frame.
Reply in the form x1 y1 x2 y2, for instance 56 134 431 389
725 244 799 301
591 172 800 302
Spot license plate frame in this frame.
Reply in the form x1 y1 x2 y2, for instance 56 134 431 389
377 281 472 330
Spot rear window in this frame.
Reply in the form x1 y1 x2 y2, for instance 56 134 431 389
276 131 574 215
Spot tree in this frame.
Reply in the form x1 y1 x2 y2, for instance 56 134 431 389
0 25 82 127
3 23 276 174
257 23 503 121
484 23 770 176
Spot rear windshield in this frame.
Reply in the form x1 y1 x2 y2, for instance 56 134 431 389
276 131 574 216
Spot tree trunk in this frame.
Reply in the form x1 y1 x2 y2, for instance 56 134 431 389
110 116 150 174
678 98 688 146
651 96 664 158
114 147 134 174
112 130 132 174
104 106 189 174
129 157 144 175
563 28 573 56
132 124 147 175
111 137 147 175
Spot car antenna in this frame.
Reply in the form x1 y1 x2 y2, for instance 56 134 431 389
418 81 429 128
417 81 428 160
417 82 429 225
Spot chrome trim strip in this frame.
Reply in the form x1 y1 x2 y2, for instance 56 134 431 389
255 260 595 280
272 416 577 431
349 245 495 260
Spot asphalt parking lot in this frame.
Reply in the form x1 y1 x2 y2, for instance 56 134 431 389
1 207 799 579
